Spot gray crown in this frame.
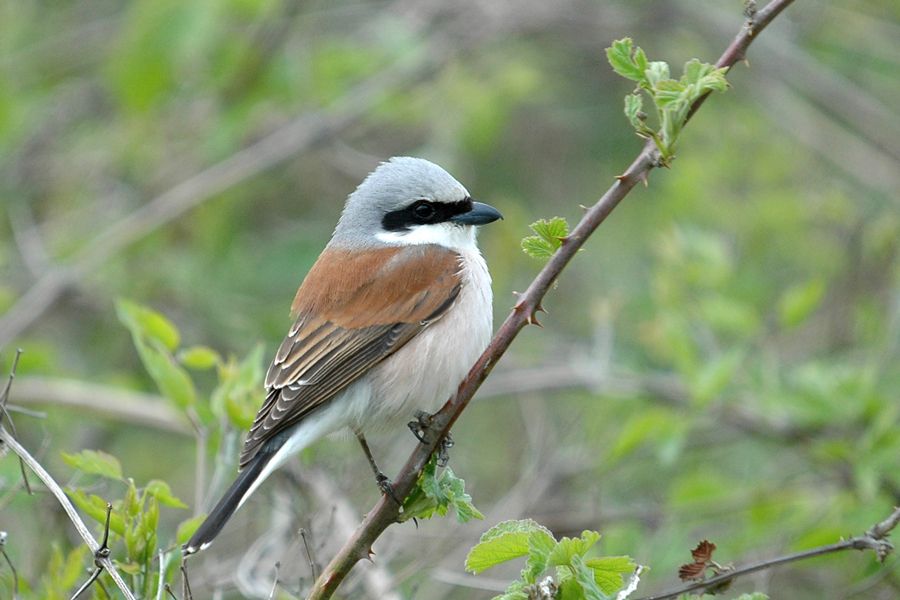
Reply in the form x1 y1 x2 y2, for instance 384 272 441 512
330 157 469 247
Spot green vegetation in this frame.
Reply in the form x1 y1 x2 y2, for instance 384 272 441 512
1 1 899 598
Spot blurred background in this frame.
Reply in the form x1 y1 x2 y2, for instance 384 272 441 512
1 0 899 598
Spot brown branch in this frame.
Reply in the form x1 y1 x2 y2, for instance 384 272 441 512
306 1 798 598
636 505 900 600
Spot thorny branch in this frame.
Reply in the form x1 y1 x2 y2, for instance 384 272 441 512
306 0 798 598
635 505 900 600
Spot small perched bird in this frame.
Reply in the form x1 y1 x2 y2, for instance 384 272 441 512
185 157 501 554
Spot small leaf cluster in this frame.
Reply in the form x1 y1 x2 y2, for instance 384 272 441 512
401 455 484 523
606 38 729 163
522 217 570 260
116 298 264 433
34 300 268 597
62 449 192 598
465 519 637 600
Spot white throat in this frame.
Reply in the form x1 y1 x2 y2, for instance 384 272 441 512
375 222 478 251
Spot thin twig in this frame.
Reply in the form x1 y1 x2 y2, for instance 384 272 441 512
0 531 18 599
181 563 193 600
70 503 113 600
1 350 32 495
268 561 281 600
0 430 136 599
635 505 900 600
306 1 798 598
70 568 103 600
300 528 318 582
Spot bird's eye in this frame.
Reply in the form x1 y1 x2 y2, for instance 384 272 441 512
411 201 436 222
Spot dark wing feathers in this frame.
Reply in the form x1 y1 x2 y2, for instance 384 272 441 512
239 245 462 469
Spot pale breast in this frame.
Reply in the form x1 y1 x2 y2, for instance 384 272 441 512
360 247 493 429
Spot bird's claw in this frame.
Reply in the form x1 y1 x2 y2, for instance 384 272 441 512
437 432 454 467
408 410 454 466
376 472 403 506
407 409 433 443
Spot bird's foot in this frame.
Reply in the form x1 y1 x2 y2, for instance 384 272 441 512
407 410 454 466
376 471 403 506
407 409 433 443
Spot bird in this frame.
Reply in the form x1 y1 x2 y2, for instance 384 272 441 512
184 156 502 554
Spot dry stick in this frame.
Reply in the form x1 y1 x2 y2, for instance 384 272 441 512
635 505 900 600
0 430 136 599
1 350 32 495
306 1 797 598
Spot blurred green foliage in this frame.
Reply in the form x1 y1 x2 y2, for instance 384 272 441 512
1 0 899 598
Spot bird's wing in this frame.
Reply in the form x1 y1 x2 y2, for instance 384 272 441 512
239 244 463 468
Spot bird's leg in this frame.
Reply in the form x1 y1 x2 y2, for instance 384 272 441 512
407 410 454 466
355 431 402 506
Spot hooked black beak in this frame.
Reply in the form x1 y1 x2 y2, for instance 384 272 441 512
451 201 503 226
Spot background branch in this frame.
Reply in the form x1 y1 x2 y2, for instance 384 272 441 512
0 1 455 351
636 505 900 600
306 1 798 598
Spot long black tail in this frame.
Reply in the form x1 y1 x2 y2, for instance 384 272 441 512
183 450 272 554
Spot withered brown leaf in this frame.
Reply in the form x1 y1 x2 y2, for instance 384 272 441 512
691 540 716 563
677 539 718 581
677 561 707 581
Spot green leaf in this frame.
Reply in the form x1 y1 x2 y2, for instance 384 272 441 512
644 61 670 88
212 344 265 428
609 408 675 461
521 528 557 584
61 449 123 480
116 562 143 575
401 456 484 524
123 479 142 518
144 479 188 508
492 587 529 600
176 514 207 545
570 554 610 600
689 348 745 406
584 556 637 595
605 38 646 83
38 545 90 598
178 345 221 370
778 279 826 328
547 530 601 567
466 519 555 574
682 58 707 85
66 489 125 536
135 336 197 408
116 299 180 351
557 575 582 600
624 93 646 133
522 217 569 260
